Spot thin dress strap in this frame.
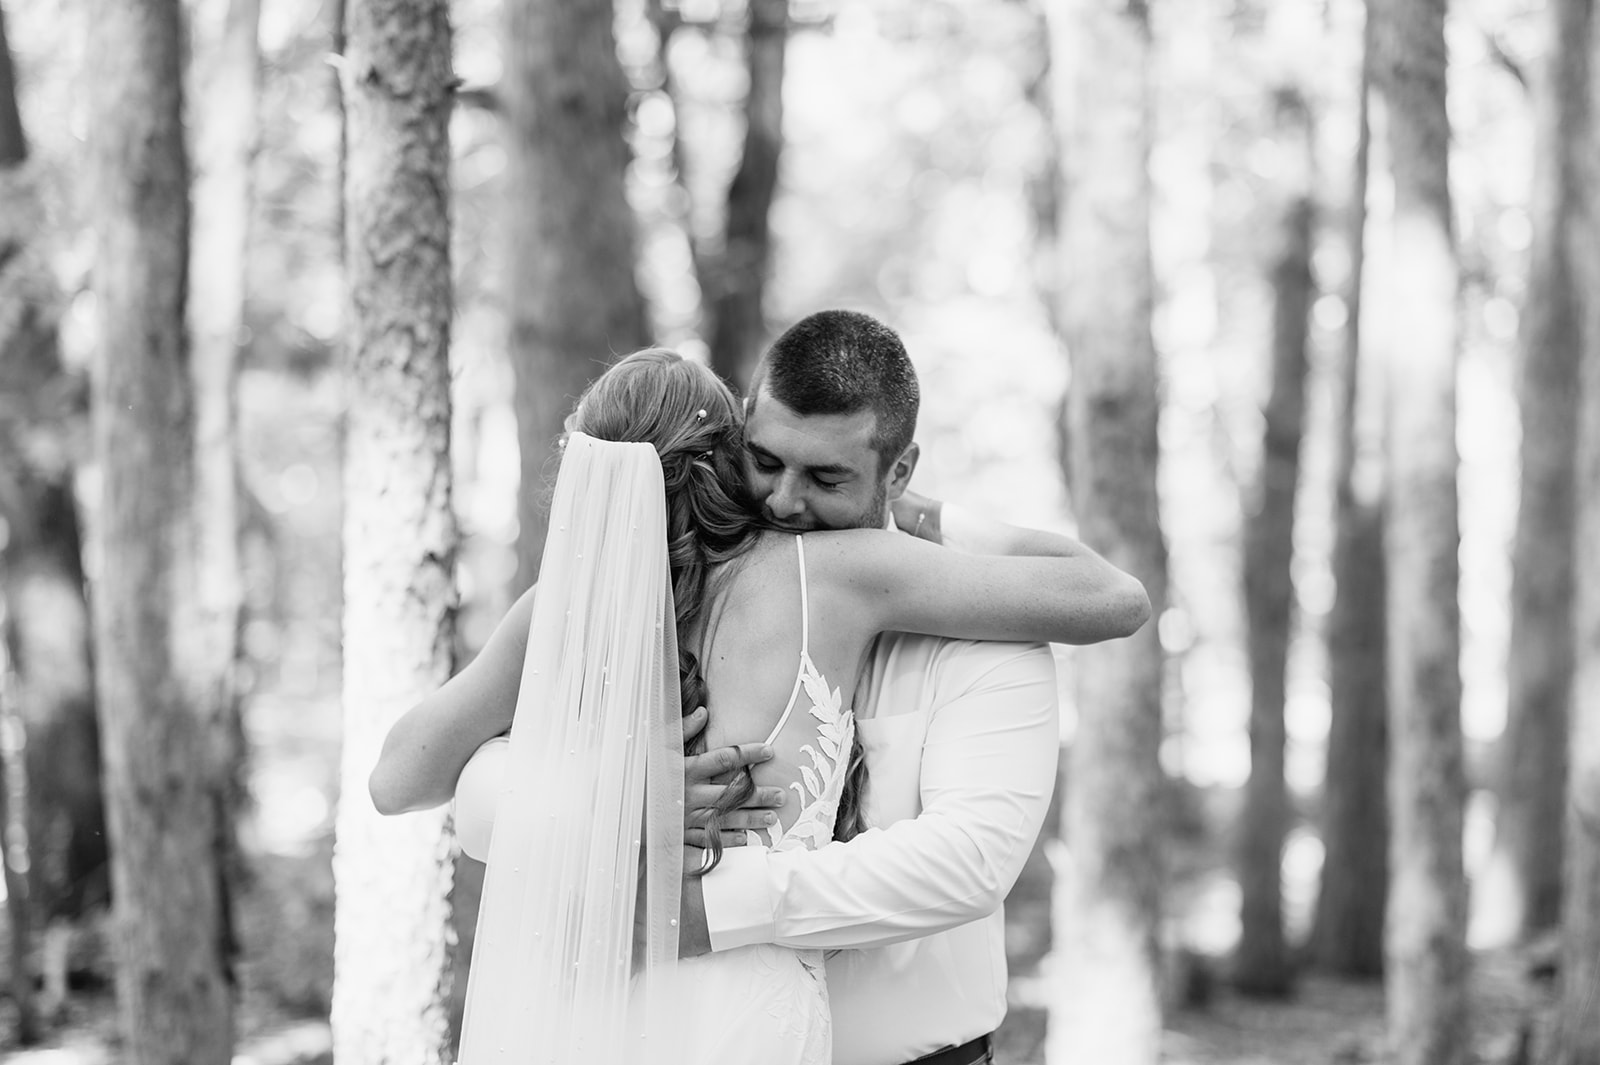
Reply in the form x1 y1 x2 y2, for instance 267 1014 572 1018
763 536 810 747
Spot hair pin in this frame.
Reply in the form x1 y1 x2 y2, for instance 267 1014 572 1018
695 408 708 420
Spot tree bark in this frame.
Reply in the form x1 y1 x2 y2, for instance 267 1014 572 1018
0 5 20 165
1236 90 1315 998
1043 2 1166 1062
1368 1 1469 1062
1553 2 1600 1060
506 0 646 587
703 0 788 393
329 3 458 1064
1311 13 1389 977
1494 0 1586 944
187 0 262 943
0 2 107 1043
87 1 236 1061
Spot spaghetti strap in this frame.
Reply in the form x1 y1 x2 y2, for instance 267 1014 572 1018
763 536 811 747
795 535 810 654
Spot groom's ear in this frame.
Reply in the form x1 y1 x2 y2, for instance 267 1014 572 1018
883 442 919 501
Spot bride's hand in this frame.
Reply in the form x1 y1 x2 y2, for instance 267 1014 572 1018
681 707 786 848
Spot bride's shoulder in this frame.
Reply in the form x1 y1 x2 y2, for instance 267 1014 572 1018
801 527 908 557
798 528 920 586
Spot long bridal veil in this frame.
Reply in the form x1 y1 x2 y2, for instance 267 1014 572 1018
456 433 685 1065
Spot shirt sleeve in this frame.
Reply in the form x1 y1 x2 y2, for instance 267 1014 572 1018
702 641 1060 952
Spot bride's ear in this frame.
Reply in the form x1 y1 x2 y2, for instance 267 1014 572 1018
884 442 919 501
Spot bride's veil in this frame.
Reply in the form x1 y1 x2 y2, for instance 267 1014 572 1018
456 432 685 1065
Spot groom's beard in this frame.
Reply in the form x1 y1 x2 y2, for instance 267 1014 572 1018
850 480 890 531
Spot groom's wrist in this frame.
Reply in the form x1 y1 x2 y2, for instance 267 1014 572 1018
699 847 776 952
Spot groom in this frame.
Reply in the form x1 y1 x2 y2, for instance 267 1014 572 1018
679 310 1143 1065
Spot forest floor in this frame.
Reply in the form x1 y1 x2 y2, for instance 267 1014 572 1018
0 692 1564 1065
0 942 1557 1064
998 947 1554 1065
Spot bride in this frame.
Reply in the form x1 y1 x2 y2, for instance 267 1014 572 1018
368 347 1148 1064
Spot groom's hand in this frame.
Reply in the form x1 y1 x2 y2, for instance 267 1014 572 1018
681 706 785 849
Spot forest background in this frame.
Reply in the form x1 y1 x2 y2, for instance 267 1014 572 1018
0 0 1596 1063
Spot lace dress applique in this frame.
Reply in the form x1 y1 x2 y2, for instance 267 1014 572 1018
772 652 855 855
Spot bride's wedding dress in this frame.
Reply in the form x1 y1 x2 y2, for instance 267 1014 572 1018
665 535 854 1065
453 435 849 1065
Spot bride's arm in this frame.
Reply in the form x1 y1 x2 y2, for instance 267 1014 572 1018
809 525 1150 647
368 585 537 815
373 583 787 830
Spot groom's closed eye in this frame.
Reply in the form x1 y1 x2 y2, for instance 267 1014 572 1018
747 446 782 473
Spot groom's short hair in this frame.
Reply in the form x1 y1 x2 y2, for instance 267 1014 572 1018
748 310 919 471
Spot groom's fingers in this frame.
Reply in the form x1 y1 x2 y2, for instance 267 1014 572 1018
717 808 781 832
684 823 766 849
684 805 783 830
684 785 786 815
684 742 773 784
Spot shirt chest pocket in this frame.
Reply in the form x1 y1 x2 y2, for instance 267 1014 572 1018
854 711 929 828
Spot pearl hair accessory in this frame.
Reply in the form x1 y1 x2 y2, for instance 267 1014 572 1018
695 408 708 420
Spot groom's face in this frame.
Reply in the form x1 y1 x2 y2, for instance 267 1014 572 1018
743 384 894 532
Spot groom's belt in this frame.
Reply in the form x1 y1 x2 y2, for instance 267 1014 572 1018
903 1034 993 1065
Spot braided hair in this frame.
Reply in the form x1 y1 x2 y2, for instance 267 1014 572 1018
566 348 763 871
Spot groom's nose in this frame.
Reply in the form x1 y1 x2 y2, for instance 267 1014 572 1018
765 474 807 523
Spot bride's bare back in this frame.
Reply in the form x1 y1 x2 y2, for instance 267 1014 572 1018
695 531 872 843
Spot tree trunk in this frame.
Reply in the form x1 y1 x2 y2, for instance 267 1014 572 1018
1368 1 1469 1062
187 0 262 942
0 2 107 1043
703 0 788 393
87 2 235 1061
1493 0 1586 945
1553 2 1600 1059
506 0 646 586
1311 10 1389 978
1043 2 1166 1062
1236 91 1315 998
330 4 458 1064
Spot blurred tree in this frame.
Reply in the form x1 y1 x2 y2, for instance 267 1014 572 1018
187 0 261 954
1554 1 1599 1058
1236 84 1315 999
1310 9 1388 978
328 2 458 1063
701 0 788 392
1041 1 1166 1062
1021 0 1061 340
1368 0 1468 1062
506 0 646 586
1493 0 1585 943
86 0 236 1060
0 2 106 1041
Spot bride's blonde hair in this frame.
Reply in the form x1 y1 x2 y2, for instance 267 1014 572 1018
567 348 762 869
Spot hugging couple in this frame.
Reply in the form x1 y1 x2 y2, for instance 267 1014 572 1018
369 309 1150 1065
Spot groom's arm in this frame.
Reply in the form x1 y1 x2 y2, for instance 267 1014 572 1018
679 640 1059 955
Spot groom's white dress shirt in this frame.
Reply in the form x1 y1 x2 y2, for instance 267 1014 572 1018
702 632 1060 1065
